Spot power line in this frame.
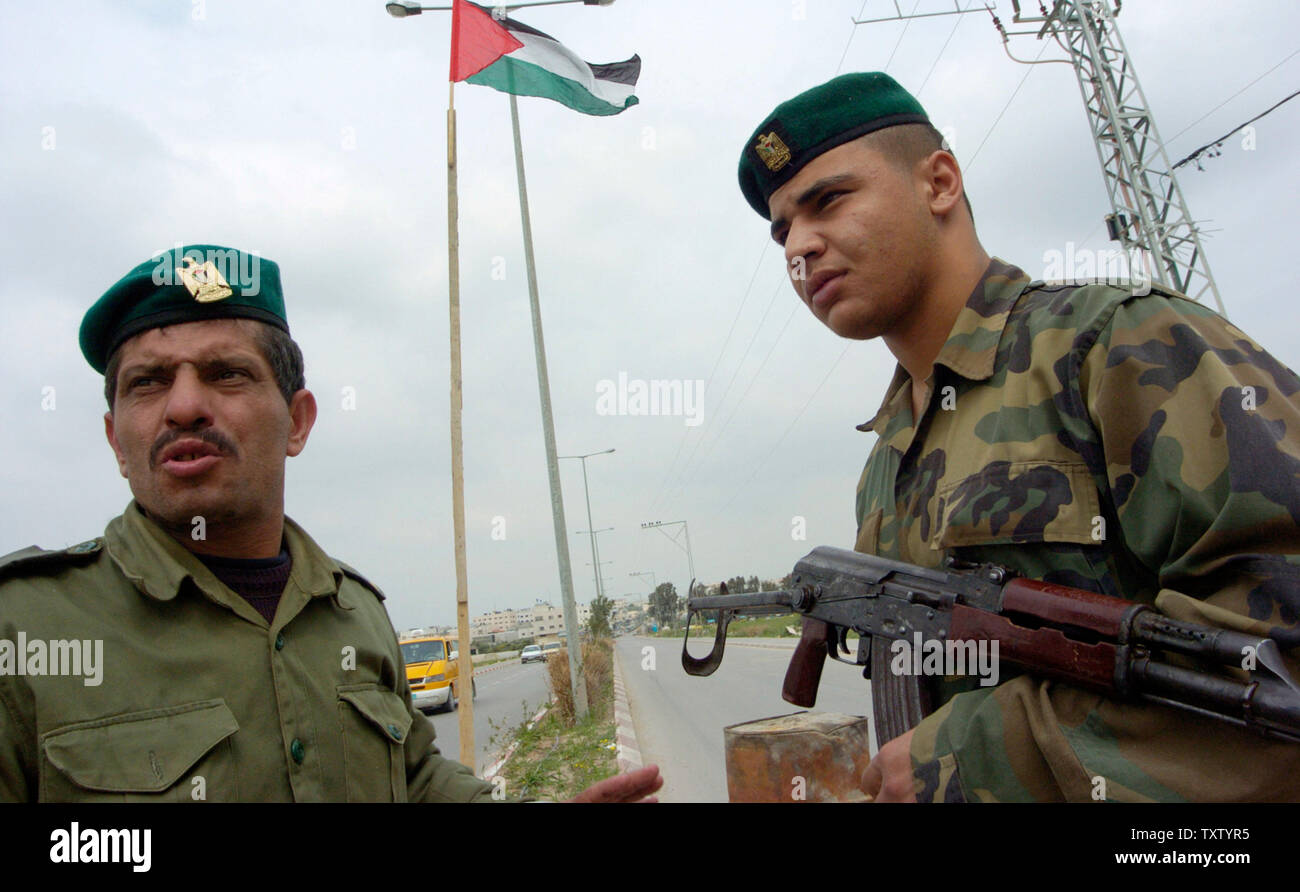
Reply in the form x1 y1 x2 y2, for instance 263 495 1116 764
669 300 802 505
1165 48 1300 146
647 242 771 514
652 0 876 517
1172 88 1300 170
836 0 874 74
916 0 979 99
666 2 975 518
719 343 854 513
657 274 788 508
966 37 1051 171
884 0 926 73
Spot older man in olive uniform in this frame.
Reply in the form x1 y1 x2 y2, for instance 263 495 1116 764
0 245 661 802
738 74 1300 801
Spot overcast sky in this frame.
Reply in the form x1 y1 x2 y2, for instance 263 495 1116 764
3 0 1297 632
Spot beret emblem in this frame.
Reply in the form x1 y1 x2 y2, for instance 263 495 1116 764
177 257 233 304
755 131 791 172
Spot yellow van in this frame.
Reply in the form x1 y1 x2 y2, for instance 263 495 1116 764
401 636 475 713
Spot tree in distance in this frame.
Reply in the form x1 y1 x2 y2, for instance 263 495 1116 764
587 594 613 638
649 582 679 628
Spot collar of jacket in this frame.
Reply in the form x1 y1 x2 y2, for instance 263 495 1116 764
103 500 358 609
856 257 1031 435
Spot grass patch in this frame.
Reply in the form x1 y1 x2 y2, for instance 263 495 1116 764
653 614 801 638
663 615 865 641
491 638 618 801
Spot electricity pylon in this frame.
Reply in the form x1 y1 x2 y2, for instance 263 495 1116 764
856 1 1226 314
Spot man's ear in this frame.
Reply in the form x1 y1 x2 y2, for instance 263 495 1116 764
286 389 318 458
104 412 129 478
921 150 964 218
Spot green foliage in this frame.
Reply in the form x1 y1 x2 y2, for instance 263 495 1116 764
649 582 679 628
587 594 613 638
496 640 618 800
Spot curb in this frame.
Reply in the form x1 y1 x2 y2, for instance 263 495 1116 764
472 657 519 675
482 702 549 781
612 647 643 774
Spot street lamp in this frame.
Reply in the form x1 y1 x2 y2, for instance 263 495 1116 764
561 449 615 602
575 527 613 598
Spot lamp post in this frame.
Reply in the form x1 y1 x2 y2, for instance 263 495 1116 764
561 449 615 602
385 0 618 731
575 527 613 598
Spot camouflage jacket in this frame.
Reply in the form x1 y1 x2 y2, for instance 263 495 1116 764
0 502 496 802
853 258 1300 802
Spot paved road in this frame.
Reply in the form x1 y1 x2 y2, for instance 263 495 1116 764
422 659 552 774
616 635 876 802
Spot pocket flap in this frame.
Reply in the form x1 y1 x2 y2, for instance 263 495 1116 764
936 460 1101 548
338 687 412 744
43 699 239 792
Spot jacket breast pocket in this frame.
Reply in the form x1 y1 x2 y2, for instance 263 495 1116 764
40 699 240 802
336 684 412 802
934 460 1101 549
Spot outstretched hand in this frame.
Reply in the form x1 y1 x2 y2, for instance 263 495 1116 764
570 764 664 803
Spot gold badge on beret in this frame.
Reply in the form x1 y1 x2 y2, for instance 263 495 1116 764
178 257 233 303
755 131 791 172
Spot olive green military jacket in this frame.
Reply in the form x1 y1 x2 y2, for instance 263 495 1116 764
855 258 1300 802
0 502 496 802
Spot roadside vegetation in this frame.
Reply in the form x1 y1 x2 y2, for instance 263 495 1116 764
490 638 617 801
654 614 801 638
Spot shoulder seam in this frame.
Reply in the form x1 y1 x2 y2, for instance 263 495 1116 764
336 560 386 601
0 542 103 584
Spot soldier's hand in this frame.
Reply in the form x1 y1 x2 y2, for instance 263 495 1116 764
861 729 917 802
569 764 664 803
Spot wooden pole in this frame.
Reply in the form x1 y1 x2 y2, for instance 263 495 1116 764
448 80 476 768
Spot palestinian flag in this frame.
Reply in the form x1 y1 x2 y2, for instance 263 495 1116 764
450 0 639 116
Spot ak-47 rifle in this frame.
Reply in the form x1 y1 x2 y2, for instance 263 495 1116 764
681 546 1300 745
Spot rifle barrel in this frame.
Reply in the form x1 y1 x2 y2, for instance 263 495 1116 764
687 590 797 614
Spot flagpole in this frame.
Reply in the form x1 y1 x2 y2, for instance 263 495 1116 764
509 91 588 719
447 78 477 767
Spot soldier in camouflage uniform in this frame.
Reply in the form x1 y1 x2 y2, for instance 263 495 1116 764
0 245 662 803
739 73 1300 801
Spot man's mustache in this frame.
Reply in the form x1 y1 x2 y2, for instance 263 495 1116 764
149 429 239 468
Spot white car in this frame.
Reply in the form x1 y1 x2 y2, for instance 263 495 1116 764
520 644 544 664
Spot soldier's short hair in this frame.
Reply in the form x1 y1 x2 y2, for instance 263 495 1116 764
861 123 975 224
103 320 305 412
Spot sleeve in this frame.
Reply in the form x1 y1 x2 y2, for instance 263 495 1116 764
908 292 1300 802
399 672 499 803
0 677 37 801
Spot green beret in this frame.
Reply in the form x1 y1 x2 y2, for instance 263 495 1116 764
80 245 289 374
738 72 930 220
